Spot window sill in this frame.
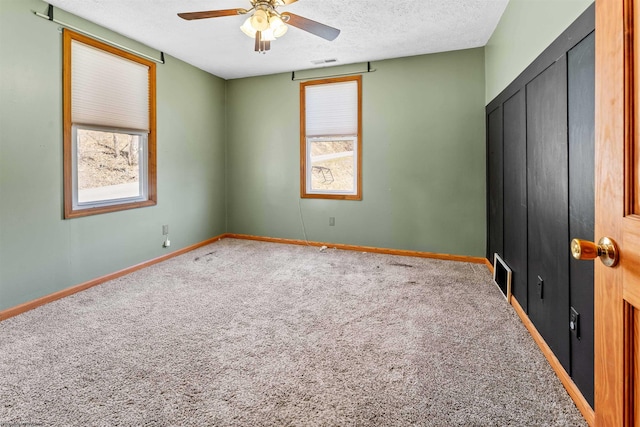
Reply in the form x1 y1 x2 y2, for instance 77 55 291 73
64 198 157 219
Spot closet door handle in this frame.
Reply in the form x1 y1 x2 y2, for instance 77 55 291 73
571 237 619 267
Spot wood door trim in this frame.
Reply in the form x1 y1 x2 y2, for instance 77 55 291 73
511 297 594 425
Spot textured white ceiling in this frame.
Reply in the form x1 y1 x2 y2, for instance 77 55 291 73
46 0 509 80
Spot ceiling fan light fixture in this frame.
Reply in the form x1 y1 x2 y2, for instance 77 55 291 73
250 9 269 31
269 15 288 37
261 28 276 41
240 17 257 38
179 0 341 54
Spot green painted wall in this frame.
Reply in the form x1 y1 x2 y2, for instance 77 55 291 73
226 49 486 257
0 0 227 311
485 0 594 104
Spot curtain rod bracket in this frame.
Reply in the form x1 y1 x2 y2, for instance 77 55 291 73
291 63 376 82
34 3 165 65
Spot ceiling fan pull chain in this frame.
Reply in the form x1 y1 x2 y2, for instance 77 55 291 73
255 31 261 52
254 31 271 53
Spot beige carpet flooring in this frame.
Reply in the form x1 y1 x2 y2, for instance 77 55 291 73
0 238 586 426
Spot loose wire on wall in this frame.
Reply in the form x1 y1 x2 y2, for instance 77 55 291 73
298 198 311 246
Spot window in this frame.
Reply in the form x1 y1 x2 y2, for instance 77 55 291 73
63 29 156 218
300 76 362 200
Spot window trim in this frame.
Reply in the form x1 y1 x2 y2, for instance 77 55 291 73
300 75 362 200
63 29 157 219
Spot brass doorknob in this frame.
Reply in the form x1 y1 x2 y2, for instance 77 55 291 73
571 237 619 267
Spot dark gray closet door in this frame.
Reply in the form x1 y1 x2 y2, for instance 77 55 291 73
502 90 528 311
487 106 504 261
568 31 595 407
526 58 570 371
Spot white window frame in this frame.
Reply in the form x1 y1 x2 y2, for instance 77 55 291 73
305 136 358 196
71 125 149 211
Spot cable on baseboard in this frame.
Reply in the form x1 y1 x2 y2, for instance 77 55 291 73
297 198 310 246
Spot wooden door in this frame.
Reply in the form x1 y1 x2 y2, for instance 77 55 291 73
594 0 640 425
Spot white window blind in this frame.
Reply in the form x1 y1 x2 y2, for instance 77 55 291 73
71 40 149 132
305 81 358 137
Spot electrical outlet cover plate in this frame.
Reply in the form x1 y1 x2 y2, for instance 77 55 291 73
537 276 544 299
570 306 580 338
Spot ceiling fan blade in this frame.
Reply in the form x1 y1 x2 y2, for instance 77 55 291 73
281 12 340 41
278 0 299 5
178 9 244 20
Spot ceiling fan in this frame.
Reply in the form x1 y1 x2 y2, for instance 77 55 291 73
178 0 340 53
